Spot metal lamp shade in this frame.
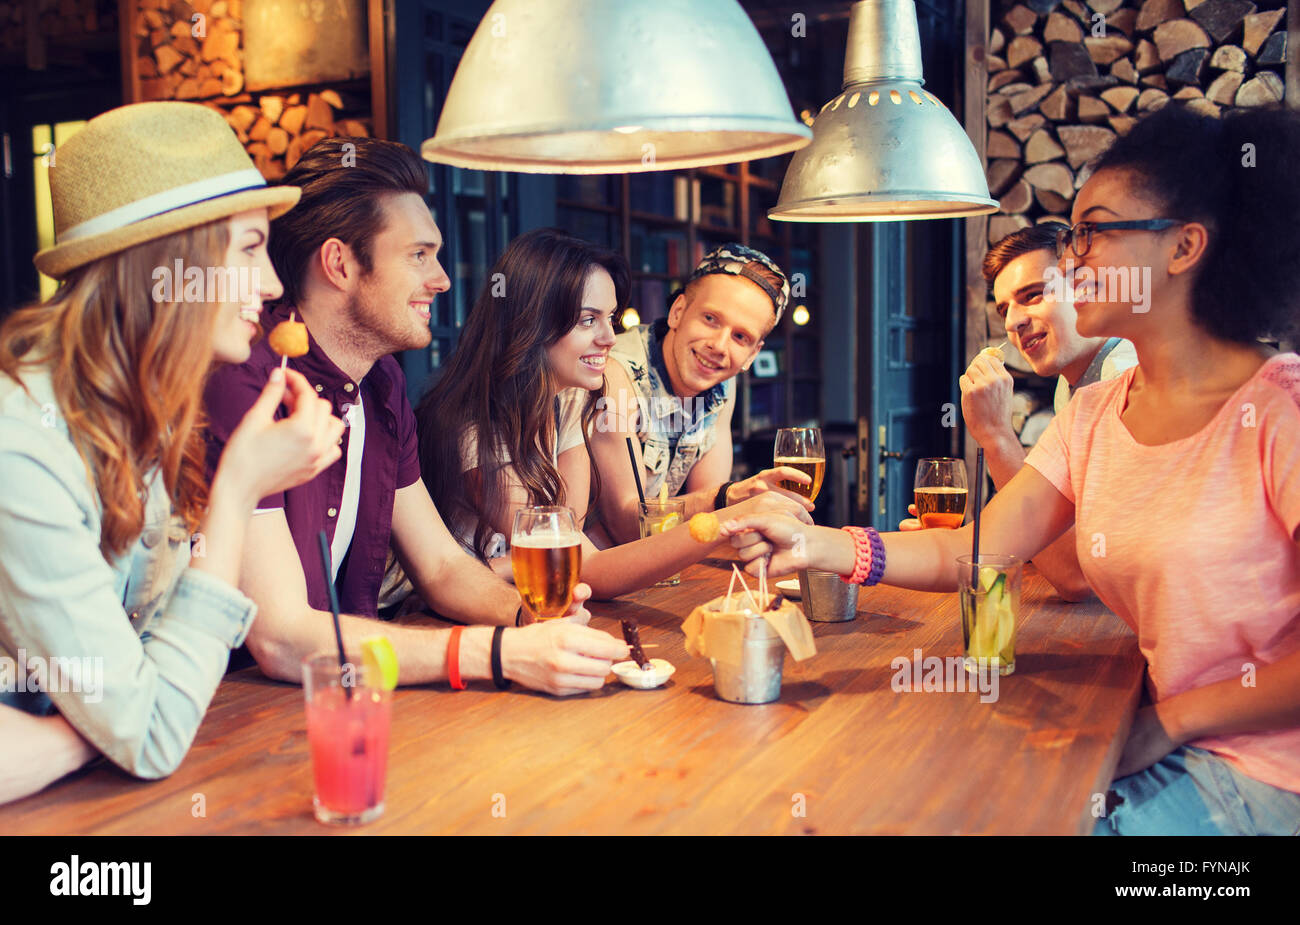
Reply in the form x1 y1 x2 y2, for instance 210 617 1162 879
421 0 811 174
769 0 997 221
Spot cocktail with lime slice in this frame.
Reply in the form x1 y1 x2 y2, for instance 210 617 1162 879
639 498 685 586
956 554 1021 676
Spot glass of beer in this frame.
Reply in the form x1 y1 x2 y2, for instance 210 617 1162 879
511 506 582 621
914 458 968 529
773 427 825 502
639 498 686 586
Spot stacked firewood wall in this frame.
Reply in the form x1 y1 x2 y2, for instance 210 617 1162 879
128 0 370 180
985 0 1288 244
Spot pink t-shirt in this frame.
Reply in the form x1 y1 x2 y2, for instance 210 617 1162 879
1026 353 1300 794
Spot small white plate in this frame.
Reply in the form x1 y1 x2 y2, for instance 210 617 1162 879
611 658 675 689
775 578 801 599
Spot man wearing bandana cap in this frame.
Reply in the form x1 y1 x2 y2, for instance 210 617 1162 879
587 243 817 546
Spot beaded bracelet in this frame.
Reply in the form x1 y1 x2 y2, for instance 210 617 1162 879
840 526 886 586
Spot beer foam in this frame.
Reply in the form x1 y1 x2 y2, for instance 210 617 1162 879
511 532 583 548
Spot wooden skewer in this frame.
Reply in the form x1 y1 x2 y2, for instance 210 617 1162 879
278 309 296 373
734 567 758 613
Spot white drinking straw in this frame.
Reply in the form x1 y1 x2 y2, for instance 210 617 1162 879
278 309 296 373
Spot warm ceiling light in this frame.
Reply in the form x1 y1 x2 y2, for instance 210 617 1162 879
621 307 642 329
791 305 810 326
769 0 998 221
421 0 812 174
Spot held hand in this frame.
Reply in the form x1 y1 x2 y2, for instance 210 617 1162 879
899 503 921 531
725 467 816 513
500 619 629 696
219 368 345 501
720 489 815 528
516 583 591 626
559 582 593 626
958 352 1016 446
1114 705 1182 779
719 514 845 577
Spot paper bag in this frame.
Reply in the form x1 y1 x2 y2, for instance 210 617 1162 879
682 592 817 666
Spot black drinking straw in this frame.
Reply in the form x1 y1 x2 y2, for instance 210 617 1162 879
625 436 646 507
971 448 985 578
317 530 349 688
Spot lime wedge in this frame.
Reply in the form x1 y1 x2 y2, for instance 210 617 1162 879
974 598 998 657
978 567 1000 593
361 636 399 691
992 596 1015 657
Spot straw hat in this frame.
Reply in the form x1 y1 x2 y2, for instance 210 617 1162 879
34 101 300 280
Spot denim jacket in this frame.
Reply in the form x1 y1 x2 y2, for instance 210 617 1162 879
0 368 256 779
607 321 734 497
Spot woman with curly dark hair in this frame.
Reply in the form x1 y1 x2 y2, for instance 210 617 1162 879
723 103 1300 835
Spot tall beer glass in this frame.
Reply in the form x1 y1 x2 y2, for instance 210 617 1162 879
511 506 582 621
773 427 826 502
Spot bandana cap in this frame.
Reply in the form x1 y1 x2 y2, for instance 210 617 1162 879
686 243 790 324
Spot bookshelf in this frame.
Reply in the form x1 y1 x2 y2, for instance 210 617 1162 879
555 156 820 439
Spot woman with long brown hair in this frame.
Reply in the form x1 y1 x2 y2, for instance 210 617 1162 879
0 102 343 804
413 227 807 602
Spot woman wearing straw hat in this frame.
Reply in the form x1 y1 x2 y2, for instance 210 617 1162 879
0 102 344 804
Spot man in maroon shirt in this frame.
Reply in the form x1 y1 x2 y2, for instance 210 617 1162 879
205 138 626 695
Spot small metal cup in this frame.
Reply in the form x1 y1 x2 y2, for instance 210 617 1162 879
710 614 785 704
799 568 859 622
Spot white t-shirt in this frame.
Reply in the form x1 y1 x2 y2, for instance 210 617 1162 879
255 394 365 586
329 394 365 582
452 388 590 556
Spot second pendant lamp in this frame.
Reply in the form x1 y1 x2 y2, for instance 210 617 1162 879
770 0 998 222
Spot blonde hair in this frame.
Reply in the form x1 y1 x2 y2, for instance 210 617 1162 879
0 221 230 557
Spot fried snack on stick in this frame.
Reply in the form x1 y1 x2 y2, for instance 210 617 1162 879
269 320 308 358
688 511 720 544
979 340 1007 361
268 311 309 371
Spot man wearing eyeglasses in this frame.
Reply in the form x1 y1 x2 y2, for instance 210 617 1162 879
922 222 1137 601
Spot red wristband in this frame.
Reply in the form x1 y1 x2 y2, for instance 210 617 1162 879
447 625 467 690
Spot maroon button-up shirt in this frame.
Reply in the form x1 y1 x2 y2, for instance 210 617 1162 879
204 304 422 618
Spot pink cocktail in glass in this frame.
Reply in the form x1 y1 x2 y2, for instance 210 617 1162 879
302 654 392 825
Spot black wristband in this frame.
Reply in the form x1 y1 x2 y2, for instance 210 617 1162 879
515 604 525 627
714 481 735 510
491 626 511 690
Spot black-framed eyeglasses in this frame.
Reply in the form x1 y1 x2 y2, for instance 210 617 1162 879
1054 219 1184 259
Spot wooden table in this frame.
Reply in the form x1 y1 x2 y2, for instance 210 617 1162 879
1 559 1144 834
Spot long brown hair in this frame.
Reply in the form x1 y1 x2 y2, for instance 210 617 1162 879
0 222 229 557
417 228 629 560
